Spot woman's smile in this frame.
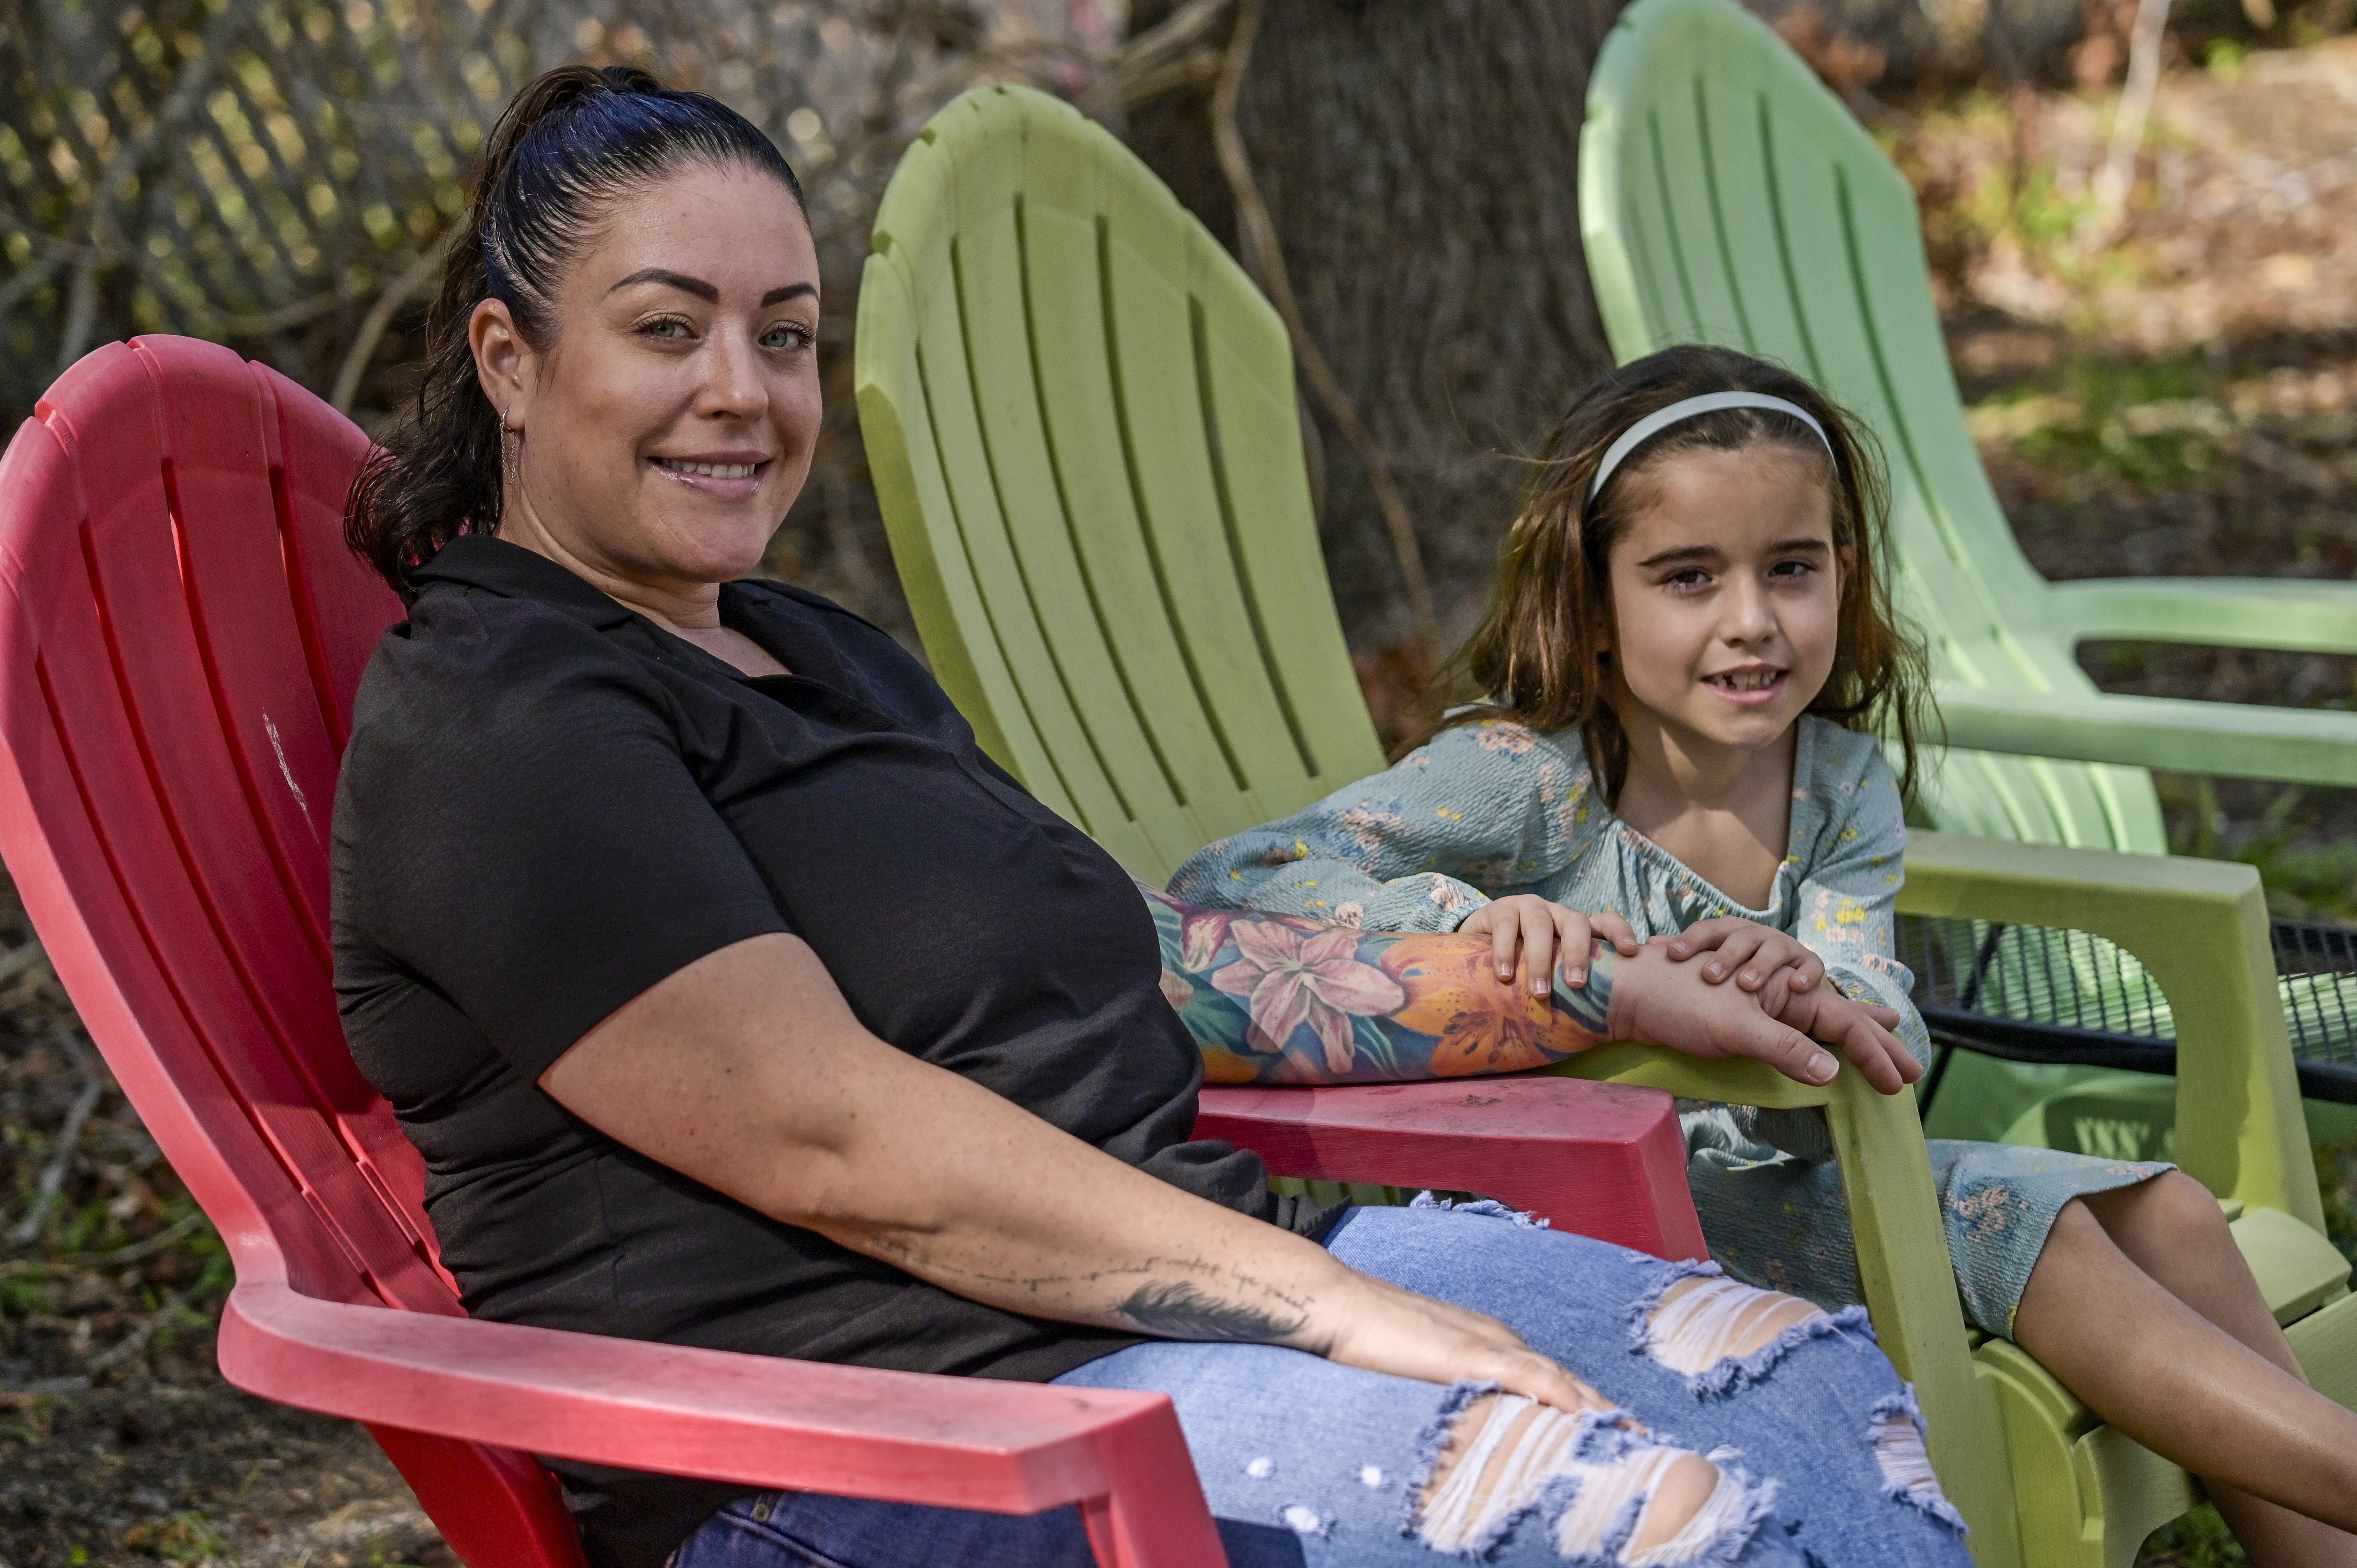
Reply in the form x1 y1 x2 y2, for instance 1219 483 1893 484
650 449 774 500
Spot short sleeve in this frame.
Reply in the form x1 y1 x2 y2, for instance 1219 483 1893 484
333 613 792 1081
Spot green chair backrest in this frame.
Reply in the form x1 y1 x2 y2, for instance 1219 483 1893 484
1579 0 2168 855
854 85 1386 886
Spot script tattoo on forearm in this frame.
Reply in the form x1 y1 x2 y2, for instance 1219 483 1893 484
1113 1278 1309 1342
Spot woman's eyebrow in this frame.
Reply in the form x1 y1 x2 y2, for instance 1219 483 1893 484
609 268 717 300
762 283 818 305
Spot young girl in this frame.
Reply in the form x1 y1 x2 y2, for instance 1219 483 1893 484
1169 345 2357 1564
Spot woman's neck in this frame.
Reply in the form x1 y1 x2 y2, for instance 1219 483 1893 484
1611 715 1799 910
497 508 789 678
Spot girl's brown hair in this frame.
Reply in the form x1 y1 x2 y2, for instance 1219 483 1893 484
1425 344 1931 802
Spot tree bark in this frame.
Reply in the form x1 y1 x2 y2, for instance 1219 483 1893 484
1127 0 1627 662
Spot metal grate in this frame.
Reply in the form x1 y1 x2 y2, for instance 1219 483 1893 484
1898 912 2357 1104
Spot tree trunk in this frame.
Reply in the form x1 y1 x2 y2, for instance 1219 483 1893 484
1126 0 1629 684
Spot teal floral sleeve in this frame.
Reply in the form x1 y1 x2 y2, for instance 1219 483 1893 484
1166 720 1603 933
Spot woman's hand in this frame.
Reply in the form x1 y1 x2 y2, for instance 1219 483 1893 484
1318 1269 1621 1420
1458 895 1640 996
1662 916 1822 995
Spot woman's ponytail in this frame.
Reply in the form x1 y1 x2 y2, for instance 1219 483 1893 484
345 65 802 595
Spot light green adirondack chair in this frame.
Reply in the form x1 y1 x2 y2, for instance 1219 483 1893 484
855 83 2352 1568
1577 0 2357 1200
1576 0 2357 852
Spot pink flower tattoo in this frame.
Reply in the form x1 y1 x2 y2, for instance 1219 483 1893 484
1209 923 1407 1075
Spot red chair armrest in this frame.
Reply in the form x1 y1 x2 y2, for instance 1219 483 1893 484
217 1280 1222 1566
1196 1077 1706 1261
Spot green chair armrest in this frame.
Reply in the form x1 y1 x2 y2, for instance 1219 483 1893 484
2048 577 2357 657
1933 685 2357 788
1539 1047 2014 1561
1899 832 2324 1233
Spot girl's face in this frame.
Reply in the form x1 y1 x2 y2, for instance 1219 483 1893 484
1601 443 1845 766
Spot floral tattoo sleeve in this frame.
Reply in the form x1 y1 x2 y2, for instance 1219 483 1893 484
1138 881 1616 1085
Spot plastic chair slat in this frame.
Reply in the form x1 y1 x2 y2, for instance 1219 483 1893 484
1184 264 1384 811
862 244 1074 806
950 156 1184 848
29 358 451 1312
1093 179 1320 824
1015 185 1246 833
249 360 394 754
1640 75 1752 349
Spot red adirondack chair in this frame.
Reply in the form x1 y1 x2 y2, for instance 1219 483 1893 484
0 335 1706 1568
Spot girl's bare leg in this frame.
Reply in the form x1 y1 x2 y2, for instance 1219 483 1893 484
2012 1172 2357 1564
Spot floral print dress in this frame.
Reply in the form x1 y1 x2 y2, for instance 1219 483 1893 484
1166 715 2170 1338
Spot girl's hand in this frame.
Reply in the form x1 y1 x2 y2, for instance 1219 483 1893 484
1663 916 1823 994
1318 1269 1623 1421
1753 971 1922 1096
1459 895 1640 997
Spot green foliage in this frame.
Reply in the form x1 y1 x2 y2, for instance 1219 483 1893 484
2160 777 2357 925
2205 38 2250 81
2320 1135 2357 1269
1977 355 2230 491
2137 1504 2250 1567
121 1510 228 1563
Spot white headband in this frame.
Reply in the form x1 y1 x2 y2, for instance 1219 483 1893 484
1586 392 1833 503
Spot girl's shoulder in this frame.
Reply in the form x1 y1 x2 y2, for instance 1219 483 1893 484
1799 715 1898 788
1408 713 1591 773
1794 716 1906 839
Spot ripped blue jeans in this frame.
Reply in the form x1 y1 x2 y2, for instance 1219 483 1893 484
671 1202 1971 1568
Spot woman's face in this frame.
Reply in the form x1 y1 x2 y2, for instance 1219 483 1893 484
477 160 822 590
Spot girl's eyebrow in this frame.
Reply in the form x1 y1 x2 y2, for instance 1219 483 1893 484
1636 544 1719 569
1636 537 1830 570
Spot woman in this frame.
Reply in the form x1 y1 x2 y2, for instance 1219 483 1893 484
332 65 1974 1568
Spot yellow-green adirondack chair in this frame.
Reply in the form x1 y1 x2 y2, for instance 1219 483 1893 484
854 83 2353 1567
1575 0 2357 1151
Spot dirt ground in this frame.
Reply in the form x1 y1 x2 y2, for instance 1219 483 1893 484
4 33 2357 1568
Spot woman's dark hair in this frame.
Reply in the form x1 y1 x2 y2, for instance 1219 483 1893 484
1423 344 1932 802
346 65 805 593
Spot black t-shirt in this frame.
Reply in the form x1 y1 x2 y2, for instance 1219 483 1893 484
330 537 1324 1568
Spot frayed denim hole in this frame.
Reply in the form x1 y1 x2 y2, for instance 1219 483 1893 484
1544 1455 1652 1567
1627 1461 1782 1568
1638 1273 1874 1399
1410 1191 1551 1229
1867 1388 1969 1536
1572 1417 1648 1467
1408 1394 1603 1557
1550 1450 1780 1568
1399 1380 1502 1540
1682 1303 1873 1400
1624 1259 1725 1356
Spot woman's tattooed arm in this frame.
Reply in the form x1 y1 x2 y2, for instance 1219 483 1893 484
1139 881 1618 1085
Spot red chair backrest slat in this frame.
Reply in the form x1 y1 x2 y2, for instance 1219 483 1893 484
0 337 584 1568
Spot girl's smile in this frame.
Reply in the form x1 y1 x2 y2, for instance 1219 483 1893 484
1702 663 1790 704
